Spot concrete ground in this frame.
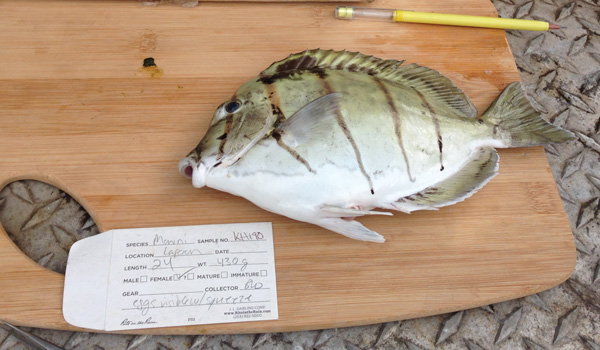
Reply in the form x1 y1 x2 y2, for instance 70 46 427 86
1 0 599 349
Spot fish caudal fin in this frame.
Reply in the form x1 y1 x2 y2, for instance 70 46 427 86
392 147 499 212
317 218 386 243
482 82 574 147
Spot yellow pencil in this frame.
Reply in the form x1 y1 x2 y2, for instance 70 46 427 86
335 6 561 31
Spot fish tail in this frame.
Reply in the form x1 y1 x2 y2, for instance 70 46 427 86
481 82 574 147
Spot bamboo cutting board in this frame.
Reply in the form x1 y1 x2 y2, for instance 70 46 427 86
0 0 575 334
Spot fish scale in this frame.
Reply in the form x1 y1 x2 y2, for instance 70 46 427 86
179 49 573 242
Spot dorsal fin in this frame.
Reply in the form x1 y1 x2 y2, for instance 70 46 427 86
259 49 477 119
381 63 477 118
259 49 403 78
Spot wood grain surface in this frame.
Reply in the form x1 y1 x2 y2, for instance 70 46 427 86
0 0 575 334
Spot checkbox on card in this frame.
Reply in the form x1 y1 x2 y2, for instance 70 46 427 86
187 273 194 280
221 271 228 278
260 270 267 277
140 275 148 283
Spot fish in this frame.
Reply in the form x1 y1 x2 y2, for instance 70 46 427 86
179 49 573 243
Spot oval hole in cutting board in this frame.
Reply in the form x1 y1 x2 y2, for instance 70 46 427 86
0 180 99 274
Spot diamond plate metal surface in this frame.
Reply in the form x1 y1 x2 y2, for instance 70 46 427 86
1 0 599 348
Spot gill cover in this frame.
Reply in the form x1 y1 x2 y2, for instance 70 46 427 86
213 82 272 167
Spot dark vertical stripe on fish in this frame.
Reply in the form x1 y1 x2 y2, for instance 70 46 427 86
272 132 316 174
318 74 375 195
373 76 415 182
263 81 315 172
416 90 445 171
264 82 287 127
217 114 234 160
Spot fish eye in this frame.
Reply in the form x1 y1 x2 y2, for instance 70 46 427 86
225 100 241 114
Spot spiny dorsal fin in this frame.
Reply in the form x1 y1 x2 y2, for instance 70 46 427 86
259 49 403 80
259 49 477 119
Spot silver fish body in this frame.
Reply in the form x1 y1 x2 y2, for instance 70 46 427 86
179 50 573 243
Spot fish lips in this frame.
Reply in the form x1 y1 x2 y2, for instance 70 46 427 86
178 158 208 188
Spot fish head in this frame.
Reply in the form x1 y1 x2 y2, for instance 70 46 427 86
179 80 272 188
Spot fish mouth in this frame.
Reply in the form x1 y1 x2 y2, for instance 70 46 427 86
178 158 194 179
178 158 207 188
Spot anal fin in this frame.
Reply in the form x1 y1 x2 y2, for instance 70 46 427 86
393 147 499 212
321 205 393 217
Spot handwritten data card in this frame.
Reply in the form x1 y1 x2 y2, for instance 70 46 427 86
63 223 278 331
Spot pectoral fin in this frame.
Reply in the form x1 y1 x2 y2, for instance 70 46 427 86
276 93 342 146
